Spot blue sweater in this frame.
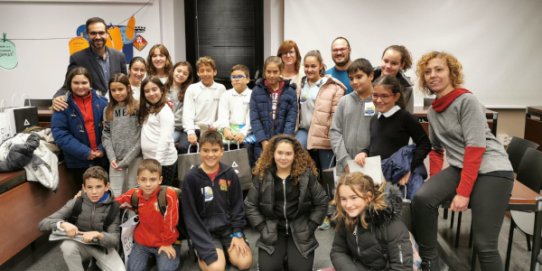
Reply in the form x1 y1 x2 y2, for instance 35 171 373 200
51 90 108 168
249 79 298 143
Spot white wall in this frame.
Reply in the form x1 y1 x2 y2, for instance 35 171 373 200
284 0 542 108
0 0 185 103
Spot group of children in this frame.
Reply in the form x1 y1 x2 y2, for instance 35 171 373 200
43 39 514 271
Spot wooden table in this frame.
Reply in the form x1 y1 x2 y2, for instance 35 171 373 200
0 164 78 265
413 106 498 136
507 180 542 271
525 106 542 150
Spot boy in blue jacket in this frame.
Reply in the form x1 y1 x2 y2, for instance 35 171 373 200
182 130 253 271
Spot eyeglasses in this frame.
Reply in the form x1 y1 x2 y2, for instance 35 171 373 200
372 93 393 100
332 47 348 53
285 50 296 56
89 31 107 36
231 75 246 80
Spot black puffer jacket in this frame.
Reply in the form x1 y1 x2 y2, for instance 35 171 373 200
244 169 328 257
331 185 413 271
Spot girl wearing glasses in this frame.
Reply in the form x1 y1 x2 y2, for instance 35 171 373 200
277 40 304 96
245 134 328 271
357 75 431 200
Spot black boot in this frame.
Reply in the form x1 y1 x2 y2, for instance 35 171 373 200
420 260 439 271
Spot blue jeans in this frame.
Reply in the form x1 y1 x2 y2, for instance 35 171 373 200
317 149 335 170
295 129 308 149
127 242 180 271
173 130 189 154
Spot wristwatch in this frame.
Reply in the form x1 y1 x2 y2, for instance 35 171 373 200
230 231 244 238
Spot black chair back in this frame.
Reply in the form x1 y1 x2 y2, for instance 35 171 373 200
517 148 542 192
507 136 540 173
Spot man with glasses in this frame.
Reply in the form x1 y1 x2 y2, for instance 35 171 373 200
52 17 127 111
326 37 353 94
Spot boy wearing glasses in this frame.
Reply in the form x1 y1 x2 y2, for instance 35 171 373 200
218 64 253 146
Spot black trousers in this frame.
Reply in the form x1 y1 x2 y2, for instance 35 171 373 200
412 167 513 271
258 231 314 271
161 161 178 187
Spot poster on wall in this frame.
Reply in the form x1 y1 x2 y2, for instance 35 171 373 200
0 33 18 70
68 35 89 55
68 16 143 62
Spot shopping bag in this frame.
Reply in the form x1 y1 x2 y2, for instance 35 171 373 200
0 111 13 145
177 144 201 182
6 106 39 133
321 156 339 197
221 143 252 190
0 100 15 145
120 210 139 263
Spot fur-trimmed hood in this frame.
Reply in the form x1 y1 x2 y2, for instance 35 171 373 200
365 183 404 228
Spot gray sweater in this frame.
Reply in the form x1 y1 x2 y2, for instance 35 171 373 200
102 105 141 168
38 192 120 248
168 87 184 131
428 93 512 173
330 93 374 173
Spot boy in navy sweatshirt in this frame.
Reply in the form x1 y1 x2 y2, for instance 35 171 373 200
181 130 253 271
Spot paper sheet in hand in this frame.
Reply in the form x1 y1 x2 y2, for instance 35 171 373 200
49 230 99 245
347 156 383 184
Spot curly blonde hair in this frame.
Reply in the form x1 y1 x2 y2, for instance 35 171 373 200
333 172 387 231
252 134 317 184
416 51 464 95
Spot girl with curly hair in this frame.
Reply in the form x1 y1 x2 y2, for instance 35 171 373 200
331 172 414 271
412 51 513 271
245 134 328 271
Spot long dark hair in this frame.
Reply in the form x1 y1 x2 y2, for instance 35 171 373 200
165 61 193 103
139 76 167 124
105 73 139 121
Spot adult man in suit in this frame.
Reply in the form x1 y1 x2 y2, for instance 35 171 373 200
52 17 127 111
326 37 353 94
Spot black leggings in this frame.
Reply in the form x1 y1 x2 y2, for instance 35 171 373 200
412 167 513 270
258 232 314 271
161 162 178 187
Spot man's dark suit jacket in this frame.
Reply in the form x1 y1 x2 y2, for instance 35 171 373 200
54 46 127 98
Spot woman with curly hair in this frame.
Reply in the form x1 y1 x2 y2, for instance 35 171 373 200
244 134 328 271
331 172 413 271
412 51 513 271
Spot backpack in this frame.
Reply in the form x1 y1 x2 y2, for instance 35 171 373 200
129 185 188 241
67 194 120 231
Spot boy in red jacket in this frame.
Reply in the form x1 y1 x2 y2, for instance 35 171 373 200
116 159 180 271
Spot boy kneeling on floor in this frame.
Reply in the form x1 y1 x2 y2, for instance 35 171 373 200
182 130 253 271
38 166 124 271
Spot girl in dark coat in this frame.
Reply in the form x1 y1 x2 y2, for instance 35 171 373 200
244 134 328 271
331 172 414 271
